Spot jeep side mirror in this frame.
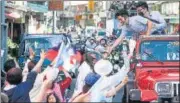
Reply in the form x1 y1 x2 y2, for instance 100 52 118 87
130 56 140 71
131 56 139 64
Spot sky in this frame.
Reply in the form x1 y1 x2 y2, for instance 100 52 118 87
68 1 88 6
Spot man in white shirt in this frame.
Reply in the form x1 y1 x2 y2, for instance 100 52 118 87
73 53 98 97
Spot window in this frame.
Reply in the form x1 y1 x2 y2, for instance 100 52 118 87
140 40 179 61
25 38 52 56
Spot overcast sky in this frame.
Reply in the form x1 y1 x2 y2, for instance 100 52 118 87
69 1 88 6
64 1 162 6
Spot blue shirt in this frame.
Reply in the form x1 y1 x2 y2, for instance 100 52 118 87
4 72 37 102
121 15 149 38
120 15 165 38
148 11 167 32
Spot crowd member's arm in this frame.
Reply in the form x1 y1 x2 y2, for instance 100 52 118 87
22 48 35 81
106 76 128 97
31 50 46 73
71 92 90 102
39 48 62 80
22 61 29 82
107 33 125 55
40 48 60 77
23 48 35 70
59 68 72 94
14 57 20 68
35 79 53 102
106 53 130 88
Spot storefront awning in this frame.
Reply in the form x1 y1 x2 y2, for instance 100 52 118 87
27 2 48 13
5 12 21 19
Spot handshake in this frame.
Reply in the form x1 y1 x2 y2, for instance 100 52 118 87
102 46 113 59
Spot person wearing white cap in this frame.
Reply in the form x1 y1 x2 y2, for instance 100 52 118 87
89 52 130 102
72 52 99 98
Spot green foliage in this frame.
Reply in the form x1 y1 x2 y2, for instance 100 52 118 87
7 37 19 58
7 37 19 49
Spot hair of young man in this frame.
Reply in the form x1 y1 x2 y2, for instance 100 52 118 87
136 1 149 10
4 59 16 72
27 60 37 72
6 68 22 85
115 9 129 18
46 92 60 103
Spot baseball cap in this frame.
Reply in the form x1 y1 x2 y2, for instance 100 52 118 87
94 59 113 76
85 73 101 86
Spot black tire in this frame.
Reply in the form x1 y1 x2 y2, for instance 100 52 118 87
160 98 173 103
123 86 146 103
122 85 133 103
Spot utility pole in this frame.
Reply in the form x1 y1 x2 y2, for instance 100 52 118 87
49 0 63 34
0 0 8 70
0 0 2 70
52 11 56 34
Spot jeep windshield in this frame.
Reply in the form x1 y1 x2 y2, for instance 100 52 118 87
24 38 52 56
140 40 179 61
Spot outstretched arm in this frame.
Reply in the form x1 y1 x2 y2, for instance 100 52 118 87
59 68 72 94
106 76 128 97
22 48 35 81
109 34 125 53
32 50 46 73
105 33 125 59
35 79 53 102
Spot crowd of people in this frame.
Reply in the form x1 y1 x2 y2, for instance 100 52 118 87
1 1 179 103
1 46 130 102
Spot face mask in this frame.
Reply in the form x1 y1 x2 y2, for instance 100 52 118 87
138 12 144 16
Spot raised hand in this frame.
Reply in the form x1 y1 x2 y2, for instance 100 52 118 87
40 49 46 60
29 48 35 59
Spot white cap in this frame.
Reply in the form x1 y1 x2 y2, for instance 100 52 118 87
94 59 113 76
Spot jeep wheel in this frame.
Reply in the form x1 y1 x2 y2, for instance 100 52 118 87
160 98 173 103
122 86 133 103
